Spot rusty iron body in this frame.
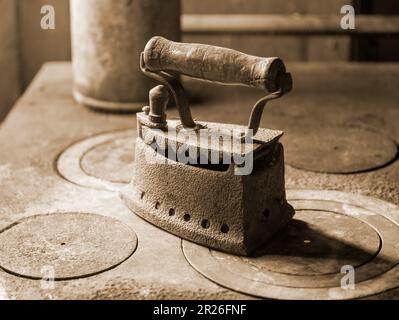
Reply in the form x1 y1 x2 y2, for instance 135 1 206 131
121 37 294 256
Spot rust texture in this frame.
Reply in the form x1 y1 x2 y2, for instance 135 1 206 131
123 38 294 255
143 36 288 92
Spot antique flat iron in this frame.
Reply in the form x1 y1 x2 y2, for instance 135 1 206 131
121 36 295 256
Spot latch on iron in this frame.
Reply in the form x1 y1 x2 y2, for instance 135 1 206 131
121 37 295 256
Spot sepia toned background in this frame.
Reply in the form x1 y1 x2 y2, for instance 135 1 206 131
0 0 398 301
0 0 398 121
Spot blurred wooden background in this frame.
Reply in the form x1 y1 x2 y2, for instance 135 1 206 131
1 0 398 121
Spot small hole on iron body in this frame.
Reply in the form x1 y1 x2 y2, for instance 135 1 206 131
183 214 191 222
201 219 210 229
169 208 175 216
262 208 271 219
221 224 229 233
155 201 160 209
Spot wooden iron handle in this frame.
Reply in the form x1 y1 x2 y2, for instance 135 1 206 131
143 36 292 93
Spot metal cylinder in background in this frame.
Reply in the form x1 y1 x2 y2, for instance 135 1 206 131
70 0 181 112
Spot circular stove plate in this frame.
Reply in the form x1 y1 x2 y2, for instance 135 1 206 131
182 190 399 300
57 129 136 191
283 126 397 173
0 213 137 280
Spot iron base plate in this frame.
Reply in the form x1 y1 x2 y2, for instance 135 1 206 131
283 125 397 173
56 129 136 191
182 190 399 300
0 213 137 280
